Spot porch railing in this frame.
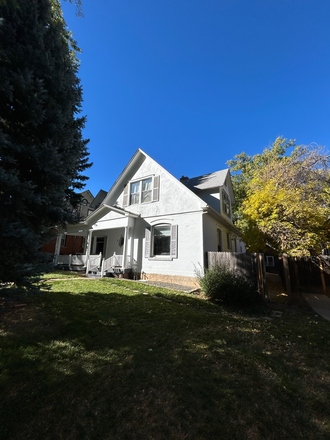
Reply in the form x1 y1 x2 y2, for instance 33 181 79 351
55 254 87 267
71 255 87 266
86 253 102 273
126 255 137 269
103 253 123 273
57 255 70 265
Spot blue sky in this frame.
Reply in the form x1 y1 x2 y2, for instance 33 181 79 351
61 0 330 196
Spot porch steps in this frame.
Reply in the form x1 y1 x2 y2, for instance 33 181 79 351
87 271 102 279
86 270 123 279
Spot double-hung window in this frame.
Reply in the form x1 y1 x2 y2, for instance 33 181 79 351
124 176 159 206
130 181 141 205
141 178 152 203
145 224 178 259
153 224 171 256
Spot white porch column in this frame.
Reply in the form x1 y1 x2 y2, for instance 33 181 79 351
122 226 129 270
53 232 62 265
85 229 93 275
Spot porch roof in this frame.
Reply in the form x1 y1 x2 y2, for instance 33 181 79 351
63 204 140 236
84 203 140 224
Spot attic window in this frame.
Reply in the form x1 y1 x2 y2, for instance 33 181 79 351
123 176 160 206
130 178 152 204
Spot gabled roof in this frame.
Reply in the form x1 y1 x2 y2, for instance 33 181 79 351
102 148 206 209
182 169 229 191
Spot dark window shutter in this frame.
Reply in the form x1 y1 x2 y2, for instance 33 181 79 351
153 175 160 201
145 228 151 258
171 225 178 258
123 184 129 206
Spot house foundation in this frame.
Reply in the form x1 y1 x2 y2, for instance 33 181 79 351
143 273 200 289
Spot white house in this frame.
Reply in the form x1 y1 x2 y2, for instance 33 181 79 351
54 149 245 288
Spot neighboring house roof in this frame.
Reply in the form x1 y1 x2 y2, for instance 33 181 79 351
89 189 107 210
182 169 229 191
79 189 94 200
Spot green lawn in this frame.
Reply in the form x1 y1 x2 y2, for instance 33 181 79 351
1 275 330 439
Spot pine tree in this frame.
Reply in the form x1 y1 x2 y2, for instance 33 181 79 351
0 0 91 289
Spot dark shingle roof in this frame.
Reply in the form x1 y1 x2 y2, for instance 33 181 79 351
182 169 228 191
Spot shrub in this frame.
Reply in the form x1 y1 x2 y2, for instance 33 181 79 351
197 265 259 306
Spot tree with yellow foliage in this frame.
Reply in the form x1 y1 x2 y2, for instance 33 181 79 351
238 145 330 256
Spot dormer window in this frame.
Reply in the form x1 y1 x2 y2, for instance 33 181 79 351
222 190 231 217
123 176 159 206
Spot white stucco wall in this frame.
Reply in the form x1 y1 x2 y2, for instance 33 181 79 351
140 211 204 278
203 214 242 253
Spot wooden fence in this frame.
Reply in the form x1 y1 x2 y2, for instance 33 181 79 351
281 255 330 296
206 252 268 299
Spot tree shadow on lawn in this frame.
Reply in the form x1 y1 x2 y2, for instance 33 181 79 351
1 289 330 440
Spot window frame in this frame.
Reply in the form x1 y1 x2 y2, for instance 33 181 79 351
266 256 275 267
152 224 171 257
222 190 231 218
145 224 178 260
125 175 159 206
226 232 232 250
60 234 67 247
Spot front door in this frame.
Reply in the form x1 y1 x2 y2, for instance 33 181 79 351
95 236 106 255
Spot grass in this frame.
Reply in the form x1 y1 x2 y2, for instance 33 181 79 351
40 269 86 280
1 273 330 439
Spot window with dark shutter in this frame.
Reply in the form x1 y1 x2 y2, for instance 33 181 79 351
145 228 151 258
170 225 178 258
153 175 160 201
123 185 129 207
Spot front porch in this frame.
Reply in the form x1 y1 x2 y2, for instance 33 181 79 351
53 206 140 278
55 252 135 278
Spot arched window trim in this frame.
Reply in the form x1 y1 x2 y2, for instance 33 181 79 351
145 223 178 259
